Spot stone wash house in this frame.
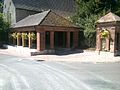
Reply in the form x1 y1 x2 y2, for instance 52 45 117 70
12 10 80 52
3 0 80 54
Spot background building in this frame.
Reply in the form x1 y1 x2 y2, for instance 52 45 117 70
3 0 75 26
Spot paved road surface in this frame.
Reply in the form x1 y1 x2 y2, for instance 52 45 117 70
0 54 120 90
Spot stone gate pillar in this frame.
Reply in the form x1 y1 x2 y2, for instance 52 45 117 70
96 28 102 51
96 12 120 55
110 28 116 52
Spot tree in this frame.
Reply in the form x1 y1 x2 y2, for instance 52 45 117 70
0 1 3 13
72 0 120 48
0 12 9 45
0 2 10 45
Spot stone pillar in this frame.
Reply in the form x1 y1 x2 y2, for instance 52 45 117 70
118 33 120 49
100 39 102 50
37 32 41 51
17 32 21 46
73 31 78 48
28 32 32 48
22 33 24 47
110 29 116 53
105 38 110 51
96 28 101 51
22 33 27 47
40 31 45 51
96 34 102 51
37 31 45 51
50 31 54 49
66 31 70 48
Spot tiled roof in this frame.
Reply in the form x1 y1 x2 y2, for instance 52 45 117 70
13 10 77 28
12 0 75 17
13 10 50 28
97 12 120 23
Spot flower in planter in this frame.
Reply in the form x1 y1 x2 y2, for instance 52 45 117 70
28 32 36 48
17 33 21 38
21 33 28 47
11 32 17 39
100 29 110 39
28 32 36 40
10 32 17 45
22 33 28 39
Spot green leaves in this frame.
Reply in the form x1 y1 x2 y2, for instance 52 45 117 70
28 32 36 40
101 30 110 39
11 32 17 39
0 2 3 7
0 11 10 43
0 13 9 32
22 33 28 40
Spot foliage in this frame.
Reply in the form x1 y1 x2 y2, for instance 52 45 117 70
0 16 9 43
100 29 110 39
11 32 17 39
0 3 2 8
0 13 9 32
0 2 3 13
28 32 36 40
17 33 21 38
72 0 120 48
22 33 28 40
0 2 10 44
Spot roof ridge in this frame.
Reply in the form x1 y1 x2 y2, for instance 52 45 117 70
97 12 120 23
49 9 75 25
38 9 51 25
13 10 51 28
13 9 77 28
111 12 120 21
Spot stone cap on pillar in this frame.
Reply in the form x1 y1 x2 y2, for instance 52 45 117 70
97 12 120 23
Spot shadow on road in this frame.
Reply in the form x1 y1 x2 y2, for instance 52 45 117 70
55 49 84 56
